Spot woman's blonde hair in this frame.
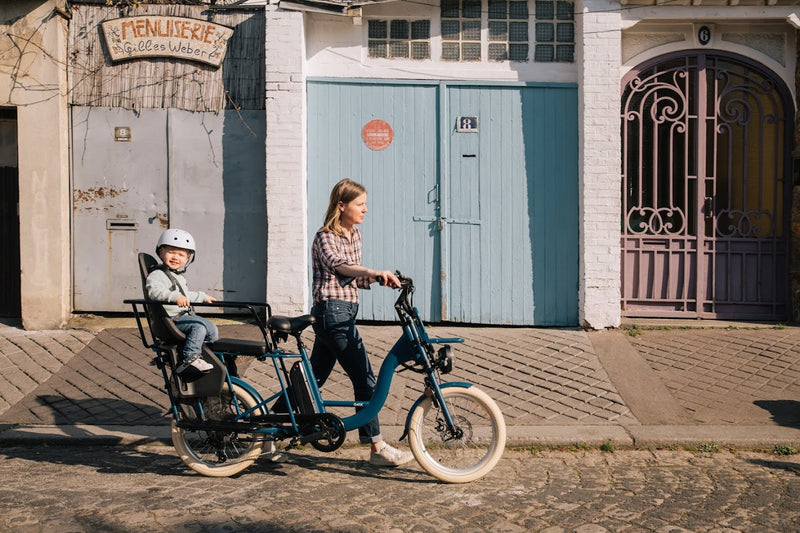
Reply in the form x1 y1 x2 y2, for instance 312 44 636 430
322 178 367 236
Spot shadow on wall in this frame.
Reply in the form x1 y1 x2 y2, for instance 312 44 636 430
220 10 267 302
221 109 267 302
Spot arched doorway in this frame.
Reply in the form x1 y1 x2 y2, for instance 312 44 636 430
621 51 794 320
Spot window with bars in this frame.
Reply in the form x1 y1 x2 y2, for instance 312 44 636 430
534 0 574 62
368 19 431 60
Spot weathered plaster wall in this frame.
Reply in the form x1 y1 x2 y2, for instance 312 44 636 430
1 1 71 329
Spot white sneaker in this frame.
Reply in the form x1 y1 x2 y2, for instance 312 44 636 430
190 357 214 372
177 354 213 374
264 441 287 463
369 443 414 467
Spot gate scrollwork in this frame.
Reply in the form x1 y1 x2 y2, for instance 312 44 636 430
626 206 686 235
715 209 774 238
623 70 688 128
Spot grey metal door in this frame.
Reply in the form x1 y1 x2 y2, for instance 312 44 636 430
72 107 266 311
621 52 793 319
72 107 167 311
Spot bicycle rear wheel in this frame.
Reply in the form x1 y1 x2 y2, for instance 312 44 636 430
407 385 506 483
172 383 264 477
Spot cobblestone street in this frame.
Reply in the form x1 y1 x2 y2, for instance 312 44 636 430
1 445 798 532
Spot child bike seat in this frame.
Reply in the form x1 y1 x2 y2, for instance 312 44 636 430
139 252 268 355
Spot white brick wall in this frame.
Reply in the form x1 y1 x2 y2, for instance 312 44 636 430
265 6 309 315
577 0 622 329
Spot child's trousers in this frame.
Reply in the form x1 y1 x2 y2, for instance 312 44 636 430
174 314 219 357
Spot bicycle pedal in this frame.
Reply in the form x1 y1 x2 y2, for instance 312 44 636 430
284 438 302 450
149 357 161 366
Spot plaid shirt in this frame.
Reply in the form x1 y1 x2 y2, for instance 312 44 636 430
312 228 370 304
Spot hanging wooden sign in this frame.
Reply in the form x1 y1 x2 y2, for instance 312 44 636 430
101 16 234 68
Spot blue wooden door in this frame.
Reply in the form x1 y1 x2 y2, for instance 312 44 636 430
307 80 578 325
444 85 578 325
307 80 441 321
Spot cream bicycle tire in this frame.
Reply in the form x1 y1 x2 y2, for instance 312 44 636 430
172 383 264 477
408 385 506 483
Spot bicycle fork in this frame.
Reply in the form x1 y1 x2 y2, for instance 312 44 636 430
400 378 473 441
426 377 465 440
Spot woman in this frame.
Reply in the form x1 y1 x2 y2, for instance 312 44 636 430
309 178 412 466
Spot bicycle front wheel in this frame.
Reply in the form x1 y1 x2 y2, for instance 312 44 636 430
172 383 264 477
407 385 506 483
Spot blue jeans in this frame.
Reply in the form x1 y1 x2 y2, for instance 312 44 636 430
310 299 382 444
174 314 219 359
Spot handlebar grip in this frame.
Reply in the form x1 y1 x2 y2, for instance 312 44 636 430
376 275 385 286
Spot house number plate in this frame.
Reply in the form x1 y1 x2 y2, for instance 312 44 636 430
457 116 478 132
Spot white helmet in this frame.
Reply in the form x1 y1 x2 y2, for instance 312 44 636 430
156 228 196 267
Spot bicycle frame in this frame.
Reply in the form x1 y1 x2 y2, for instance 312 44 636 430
125 276 466 444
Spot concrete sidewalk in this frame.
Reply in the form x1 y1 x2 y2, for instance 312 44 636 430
0 316 798 449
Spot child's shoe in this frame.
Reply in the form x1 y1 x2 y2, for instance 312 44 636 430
177 353 213 374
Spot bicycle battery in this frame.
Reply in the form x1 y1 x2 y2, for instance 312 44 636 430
289 361 317 414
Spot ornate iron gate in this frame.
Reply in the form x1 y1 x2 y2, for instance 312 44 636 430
621 51 793 319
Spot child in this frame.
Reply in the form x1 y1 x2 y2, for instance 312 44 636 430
146 228 218 374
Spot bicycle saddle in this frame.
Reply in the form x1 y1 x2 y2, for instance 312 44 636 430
268 314 316 336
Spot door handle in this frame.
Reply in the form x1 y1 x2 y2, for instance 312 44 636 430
427 184 439 204
148 212 168 225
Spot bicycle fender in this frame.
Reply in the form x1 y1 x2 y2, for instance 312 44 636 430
400 382 473 441
230 377 269 415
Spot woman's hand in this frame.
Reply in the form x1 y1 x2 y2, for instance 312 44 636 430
335 264 400 288
375 270 401 288
176 295 190 308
